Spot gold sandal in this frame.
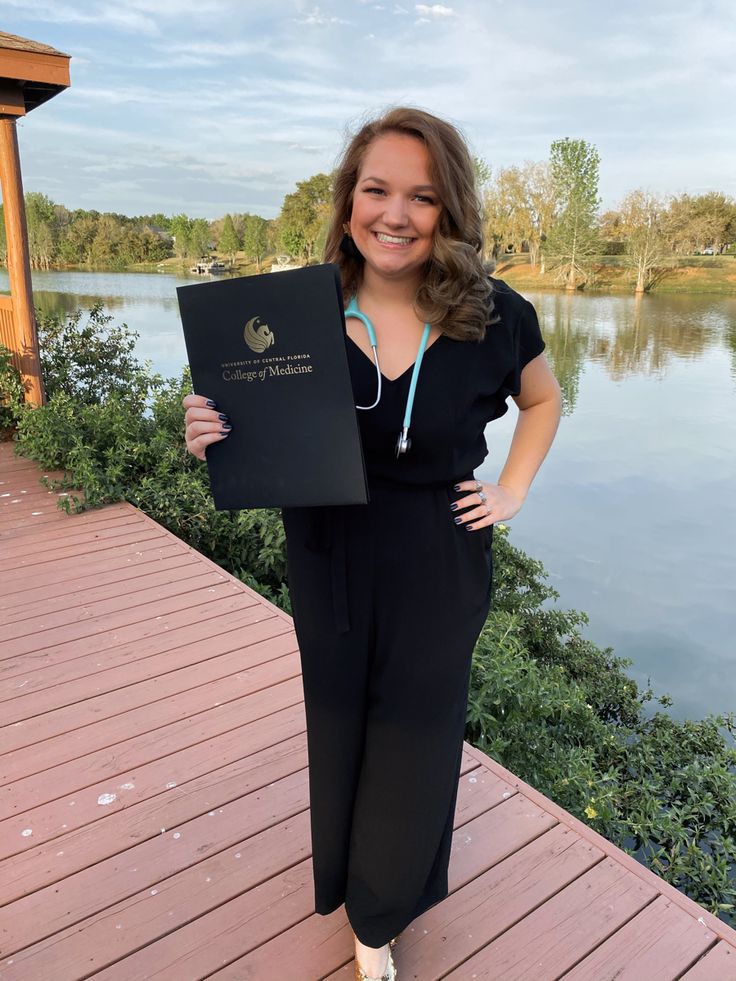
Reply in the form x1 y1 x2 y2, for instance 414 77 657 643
354 939 399 981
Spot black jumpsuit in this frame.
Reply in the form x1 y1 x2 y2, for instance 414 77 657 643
281 278 546 947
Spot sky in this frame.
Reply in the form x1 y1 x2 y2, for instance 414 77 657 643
2 0 734 220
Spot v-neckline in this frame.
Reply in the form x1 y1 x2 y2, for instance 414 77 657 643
345 331 446 385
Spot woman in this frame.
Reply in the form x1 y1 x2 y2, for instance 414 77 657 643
184 107 561 981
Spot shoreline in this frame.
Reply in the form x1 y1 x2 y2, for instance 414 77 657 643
2 255 735 296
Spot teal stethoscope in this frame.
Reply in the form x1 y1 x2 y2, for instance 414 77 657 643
345 295 432 458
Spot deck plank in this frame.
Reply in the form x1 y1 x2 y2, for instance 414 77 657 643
680 942 736 980
560 894 717 980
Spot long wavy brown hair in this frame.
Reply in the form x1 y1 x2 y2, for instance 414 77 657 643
323 106 497 342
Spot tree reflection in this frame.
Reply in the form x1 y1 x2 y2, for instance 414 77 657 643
598 294 715 381
539 293 589 415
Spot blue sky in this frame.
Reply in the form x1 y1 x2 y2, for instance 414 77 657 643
3 0 734 219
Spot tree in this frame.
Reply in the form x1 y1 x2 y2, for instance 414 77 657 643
219 214 240 264
543 138 601 290
25 192 58 269
188 218 212 259
524 161 557 272
482 166 530 260
242 214 269 272
170 214 193 259
278 173 332 263
618 190 666 293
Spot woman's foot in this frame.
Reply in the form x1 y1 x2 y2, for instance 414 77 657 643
354 936 392 980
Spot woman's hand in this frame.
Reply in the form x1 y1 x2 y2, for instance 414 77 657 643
449 479 524 530
182 393 232 461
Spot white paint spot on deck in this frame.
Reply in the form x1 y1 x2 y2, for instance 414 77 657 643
150 888 158 896
97 793 117 805
120 782 135 790
235 852 241 859
31 511 43 515
165 781 177 789
468 776 477 783
21 828 33 837
173 832 181 840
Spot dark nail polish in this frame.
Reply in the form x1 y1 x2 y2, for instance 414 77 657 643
219 429 231 436
450 503 458 511
467 524 474 531
206 399 217 408
454 516 462 524
221 423 232 430
218 413 229 421
453 484 461 491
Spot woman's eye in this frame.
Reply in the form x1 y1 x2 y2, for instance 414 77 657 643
415 195 436 204
364 187 384 195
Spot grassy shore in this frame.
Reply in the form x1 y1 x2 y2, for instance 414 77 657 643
495 254 736 294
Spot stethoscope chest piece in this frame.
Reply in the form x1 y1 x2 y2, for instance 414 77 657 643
396 428 411 457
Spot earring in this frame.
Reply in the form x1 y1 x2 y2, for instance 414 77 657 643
340 222 362 260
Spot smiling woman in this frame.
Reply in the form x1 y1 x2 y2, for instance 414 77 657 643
183 105 562 981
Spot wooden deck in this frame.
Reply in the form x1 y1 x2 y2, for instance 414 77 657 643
1 439 736 980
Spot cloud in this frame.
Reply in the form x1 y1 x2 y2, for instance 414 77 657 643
415 3 454 15
297 5 349 24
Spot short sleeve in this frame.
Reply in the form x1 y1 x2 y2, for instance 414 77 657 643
500 297 545 399
519 298 545 370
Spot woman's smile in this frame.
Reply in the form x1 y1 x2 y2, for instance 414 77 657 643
372 231 416 248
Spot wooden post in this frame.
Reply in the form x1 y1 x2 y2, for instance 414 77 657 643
0 113 45 406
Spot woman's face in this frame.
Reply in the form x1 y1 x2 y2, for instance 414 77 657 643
348 131 442 287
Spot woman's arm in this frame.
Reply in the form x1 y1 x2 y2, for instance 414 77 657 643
497 352 562 505
451 352 561 529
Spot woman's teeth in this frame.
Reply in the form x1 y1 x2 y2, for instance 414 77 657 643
375 232 413 245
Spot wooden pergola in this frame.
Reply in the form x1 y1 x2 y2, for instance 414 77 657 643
0 31 70 407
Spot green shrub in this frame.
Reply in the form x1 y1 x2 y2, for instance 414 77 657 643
11 305 736 925
0 343 27 433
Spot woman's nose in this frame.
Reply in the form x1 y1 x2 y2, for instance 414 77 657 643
383 194 409 227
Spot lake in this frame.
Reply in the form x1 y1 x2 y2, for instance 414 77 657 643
3 268 735 726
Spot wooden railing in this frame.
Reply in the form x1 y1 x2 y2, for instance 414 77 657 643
0 293 21 372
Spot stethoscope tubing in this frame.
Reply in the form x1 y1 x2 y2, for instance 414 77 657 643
345 296 431 452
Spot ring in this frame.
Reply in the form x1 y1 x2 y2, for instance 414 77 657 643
478 490 487 504
475 480 482 493
486 505 492 515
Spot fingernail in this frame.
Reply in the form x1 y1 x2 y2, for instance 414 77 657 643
221 423 232 430
219 429 231 436
206 399 217 408
454 516 462 525
453 484 461 491
467 524 474 531
450 503 458 511
218 413 229 421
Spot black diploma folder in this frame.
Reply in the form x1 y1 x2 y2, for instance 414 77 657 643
177 263 368 510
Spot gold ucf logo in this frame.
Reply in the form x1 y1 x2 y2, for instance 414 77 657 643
244 316 275 353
